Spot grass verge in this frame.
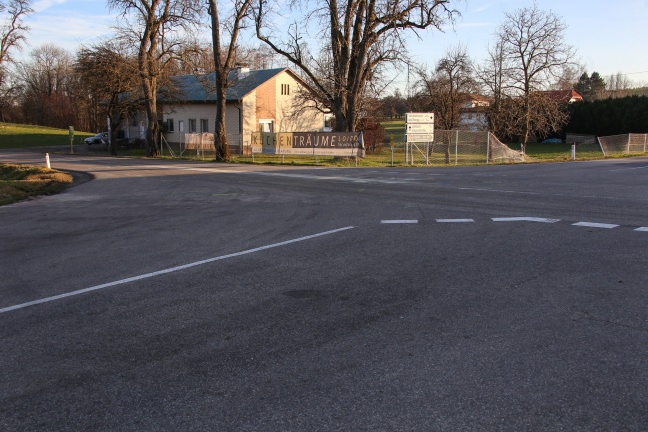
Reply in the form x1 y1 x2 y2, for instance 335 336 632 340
0 163 73 206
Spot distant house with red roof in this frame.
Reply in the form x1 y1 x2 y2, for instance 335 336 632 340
538 89 584 104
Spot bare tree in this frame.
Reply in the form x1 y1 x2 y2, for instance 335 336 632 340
415 45 476 130
75 41 140 155
207 0 253 162
493 3 575 144
255 0 459 132
17 44 79 128
108 0 201 156
476 39 518 139
0 0 31 67
0 0 33 120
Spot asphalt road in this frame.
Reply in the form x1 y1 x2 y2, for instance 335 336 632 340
1 149 648 431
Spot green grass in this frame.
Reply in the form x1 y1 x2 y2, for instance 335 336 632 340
0 163 73 205
0 122 94 149
381 119 405 141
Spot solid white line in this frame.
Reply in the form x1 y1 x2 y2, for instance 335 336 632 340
492 217 561 223
381 220 418 224
572 222 619 229
0 226 355 315
436 219 475 223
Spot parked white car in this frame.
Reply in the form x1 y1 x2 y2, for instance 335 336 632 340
84 132 109 145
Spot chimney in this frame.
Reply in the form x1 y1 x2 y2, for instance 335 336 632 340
235 65 250 80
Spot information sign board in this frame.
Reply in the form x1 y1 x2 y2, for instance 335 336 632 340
405 113 435 124
406 134 434 143
406 123 434 133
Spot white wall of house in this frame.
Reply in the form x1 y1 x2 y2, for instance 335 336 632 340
274 73 323 133
162 104 241 147
242 90 257 148
458 111 488 131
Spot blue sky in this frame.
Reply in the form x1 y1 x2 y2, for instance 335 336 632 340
21 0 648 88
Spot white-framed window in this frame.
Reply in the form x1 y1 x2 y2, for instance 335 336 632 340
178 120 184 132
200 119 209 133
167 118 174 132
188 119 197 133
259 119 274 133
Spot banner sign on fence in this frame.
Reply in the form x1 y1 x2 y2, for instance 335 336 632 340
251 132 365 157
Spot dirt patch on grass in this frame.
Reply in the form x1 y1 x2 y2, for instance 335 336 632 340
0 163 73 206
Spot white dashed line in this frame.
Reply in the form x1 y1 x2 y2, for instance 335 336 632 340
634 227 648 232
381 220 419 224
572 222 619 229
0 226 355 315
492 217 560 223
436 219 475 223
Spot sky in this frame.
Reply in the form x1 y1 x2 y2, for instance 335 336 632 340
17 0 648 91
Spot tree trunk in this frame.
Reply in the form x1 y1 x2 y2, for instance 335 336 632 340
215 85 230 161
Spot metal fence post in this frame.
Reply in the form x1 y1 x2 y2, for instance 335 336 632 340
486 133 490 164
455 130 459 165
597 137 605 157
572 144 576 161
627 134 631 154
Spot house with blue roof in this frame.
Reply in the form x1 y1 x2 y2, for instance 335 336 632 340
122 66 325 154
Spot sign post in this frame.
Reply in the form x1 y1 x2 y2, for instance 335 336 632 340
405 113 434 165
68 126 74 154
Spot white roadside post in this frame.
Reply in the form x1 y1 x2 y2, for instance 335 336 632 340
45 153 51 169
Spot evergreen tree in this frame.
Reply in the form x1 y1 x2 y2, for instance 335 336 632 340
574 72 591 100
589 72 606 100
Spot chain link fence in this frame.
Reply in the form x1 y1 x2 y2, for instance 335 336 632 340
172 131 647 165
371 130 526 166
599 133 648 156
521 133 648 162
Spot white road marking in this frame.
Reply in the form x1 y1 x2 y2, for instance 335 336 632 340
634 227 648 232
0 226 355 315
610 165 648 172
381 220 419 224
436 219 475 223
458 187 642 202
572 222 619 229
459 187 542 195
492 217 560 223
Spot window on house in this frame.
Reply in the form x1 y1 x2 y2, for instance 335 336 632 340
130 115 137 127
200 119 209 133
259 119 274 133
167 119 174 132
281 84 290 95
178 120 184 132
188 119 197 133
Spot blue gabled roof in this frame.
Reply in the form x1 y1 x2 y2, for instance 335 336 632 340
168 68 287 103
